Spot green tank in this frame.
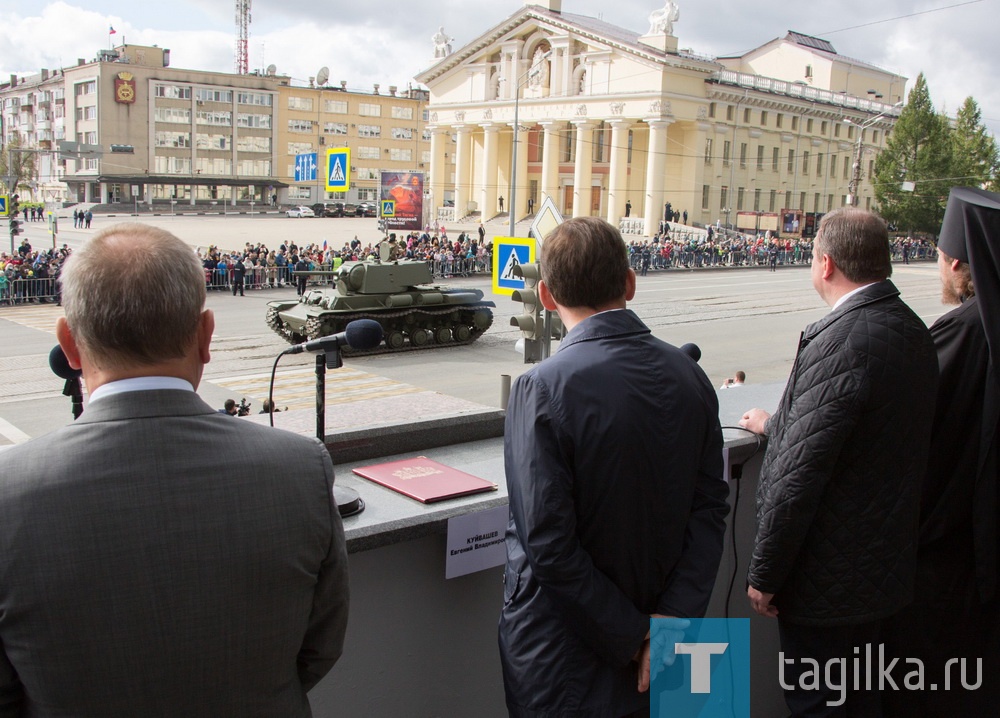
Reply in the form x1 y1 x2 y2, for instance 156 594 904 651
265 248 495 355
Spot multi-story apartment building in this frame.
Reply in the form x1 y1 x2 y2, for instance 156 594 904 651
276 80 430 205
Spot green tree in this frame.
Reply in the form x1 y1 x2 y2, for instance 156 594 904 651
873 73 953 234
0 136 37 195
951 96 999 192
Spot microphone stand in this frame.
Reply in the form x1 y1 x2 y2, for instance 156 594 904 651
312 347 364 517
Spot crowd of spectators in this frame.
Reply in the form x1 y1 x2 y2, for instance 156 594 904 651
197 230 494 292
0 239 70 305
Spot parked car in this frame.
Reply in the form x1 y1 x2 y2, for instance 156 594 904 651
311 202 343 217
341 202 359 217
286 206 315 218
357 201 378 217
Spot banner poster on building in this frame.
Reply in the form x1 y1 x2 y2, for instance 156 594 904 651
802 212 823 238
379 171 424 231
780 209 803 236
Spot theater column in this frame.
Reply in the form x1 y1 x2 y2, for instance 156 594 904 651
481 123 500 219
572 121 595 218
607 119 631 224
429 126 448 220
643 118 672 235
453 125 473 220
539 121 561 209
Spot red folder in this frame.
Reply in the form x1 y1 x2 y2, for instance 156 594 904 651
352 456 498 503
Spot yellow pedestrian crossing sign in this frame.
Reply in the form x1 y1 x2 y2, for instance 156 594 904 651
492 237 535 296
381 200 395 217
0 196 8 216
325 148 350 192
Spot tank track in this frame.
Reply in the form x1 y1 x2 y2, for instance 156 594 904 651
268 303 495 356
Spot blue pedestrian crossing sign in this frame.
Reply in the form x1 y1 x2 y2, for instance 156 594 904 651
294 153 318 182
492 237 535 296
325 148 350 192
0 196 8 216
381 200 395 217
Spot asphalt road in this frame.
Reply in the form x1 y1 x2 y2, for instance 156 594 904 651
0 214 947 445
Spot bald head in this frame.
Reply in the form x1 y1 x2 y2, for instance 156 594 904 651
61 223 206 371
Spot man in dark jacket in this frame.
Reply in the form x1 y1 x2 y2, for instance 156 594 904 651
500 217 729 718
882 187 1000 713
740 207 938 715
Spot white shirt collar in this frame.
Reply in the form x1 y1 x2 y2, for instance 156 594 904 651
88 376 194 404
832 282 878 311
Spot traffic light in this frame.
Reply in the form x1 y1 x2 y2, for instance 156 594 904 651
510 262 542 341
8 196 21 237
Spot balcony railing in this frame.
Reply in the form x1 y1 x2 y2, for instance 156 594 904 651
712 70 901 117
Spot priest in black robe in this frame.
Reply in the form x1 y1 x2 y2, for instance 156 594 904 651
883 187 1000 714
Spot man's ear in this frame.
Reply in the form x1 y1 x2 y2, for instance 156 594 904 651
197 309 214 364
539 279 558 311
625 268 637 301
55 317 83 370
820 252 836 280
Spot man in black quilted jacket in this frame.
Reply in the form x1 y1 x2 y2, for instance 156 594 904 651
740 207 938 716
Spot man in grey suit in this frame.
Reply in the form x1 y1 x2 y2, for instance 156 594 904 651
0 223 349 717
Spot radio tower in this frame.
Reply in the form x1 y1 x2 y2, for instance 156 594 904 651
235 0 251 74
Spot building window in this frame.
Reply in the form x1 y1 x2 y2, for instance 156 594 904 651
814 193 821 212
760 111 768 126
834 123 841 138
872 130 879 144
805 64 813 79
357 188 380 201
737 187 745 211
196 111 232 126
195 88 232 103
743 108 751 123
776 114 783 129
800 191 806 210
816 154 823 176
389 148 412 161
785 191 791 209
155 131 191 148
422 128 432 141
802 150 810 175
391 106 413 120
237 136 270 152
237 113 271 129
723 140 731 166
708 102 716 118
821 120 828 135
791 116 799 131
756 145 764 170
287 141 313 155
287 96 314 111
356 167 379 180
358 124 381 138
325 99 348 114
753 189 761 211
831 155 838 178
196 157 232 174
288 119 313 133
153 155 191 174
843 156 850 179
154 84 188 99
357 146 380 160
324 122 347 135
195 133 232 150
769 189 776 212
772 146 779 171
237 159 271 176
421 150 431 163
702 184 710 210
238 92 272 106
806 118 814 133
720 186 728 210
391 127 412 140
739 142 747 168
847 125 855 140
358 103 381 117
828 194 834 211
75 106 97 121
154 107 191 124
787 149 795 173
704 138 713 164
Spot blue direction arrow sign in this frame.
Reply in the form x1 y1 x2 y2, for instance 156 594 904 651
326 148 350 192
294 152 318 182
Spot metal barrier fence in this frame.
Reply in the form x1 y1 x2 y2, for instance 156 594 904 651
0 276 60 305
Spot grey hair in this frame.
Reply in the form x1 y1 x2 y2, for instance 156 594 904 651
61 223 206 370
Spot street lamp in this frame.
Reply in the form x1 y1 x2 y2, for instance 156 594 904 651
845 101 903 206
508 50 551 237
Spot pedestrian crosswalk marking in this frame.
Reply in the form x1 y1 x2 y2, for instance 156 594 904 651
0 305 63 334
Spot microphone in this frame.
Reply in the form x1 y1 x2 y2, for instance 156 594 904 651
49 345 82 379
284 319 384 355
680 343 701 363
49 345 84 420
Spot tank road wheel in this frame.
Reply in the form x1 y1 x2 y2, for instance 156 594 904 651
385 330 405 350
453 325 472 342
409 328 430 347
472 309 493 330
434 326 453 344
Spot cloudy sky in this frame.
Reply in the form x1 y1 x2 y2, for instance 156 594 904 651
1 0 996 135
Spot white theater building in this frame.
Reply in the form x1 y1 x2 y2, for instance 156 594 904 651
416 0 906 236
